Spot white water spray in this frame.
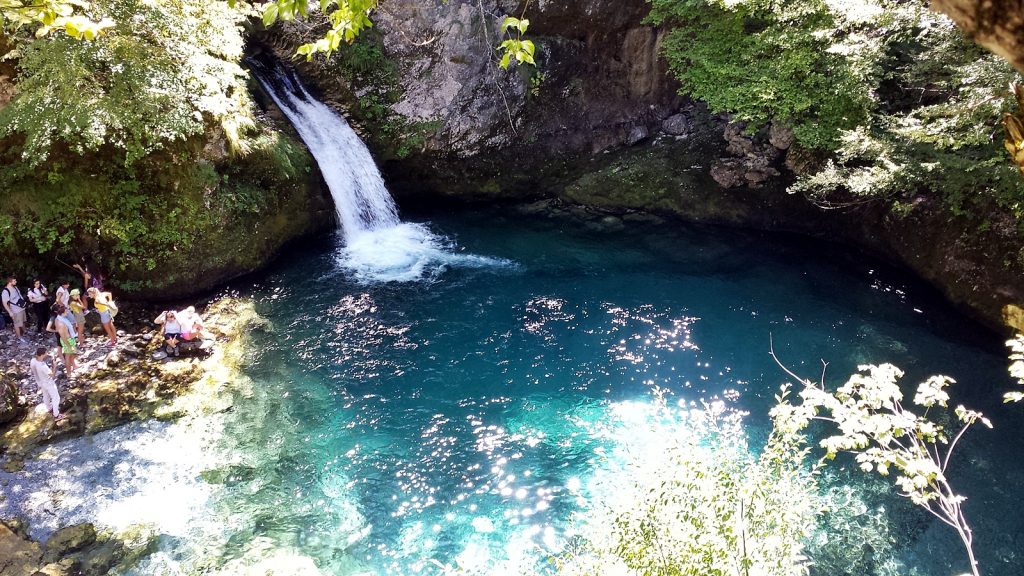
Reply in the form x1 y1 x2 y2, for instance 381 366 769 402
250 59 514 282
249 59 399 237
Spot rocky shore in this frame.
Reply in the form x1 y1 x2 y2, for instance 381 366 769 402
0 297 264 575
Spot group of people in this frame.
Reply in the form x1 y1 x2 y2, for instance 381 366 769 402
154 306 206 357
3 268 119 421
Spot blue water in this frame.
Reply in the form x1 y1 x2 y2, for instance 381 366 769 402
182 206 1021 575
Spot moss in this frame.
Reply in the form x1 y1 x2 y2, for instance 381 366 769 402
0 124 330 297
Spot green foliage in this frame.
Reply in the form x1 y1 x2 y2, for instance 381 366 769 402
550 392 819 576
0 0 254 167
1 0 113 40
646 0 874 150
254 0 376 60
0 0 313 292
773 362 990 576
649 0 1024 219
498 16 535 69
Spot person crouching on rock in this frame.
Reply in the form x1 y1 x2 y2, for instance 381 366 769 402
53 303 79 374
155 310 182 357
30 346 63 420
87 287 118 346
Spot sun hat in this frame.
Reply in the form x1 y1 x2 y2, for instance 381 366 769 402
70 288 80 296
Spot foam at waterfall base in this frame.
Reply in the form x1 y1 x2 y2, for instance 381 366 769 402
337 222 517 283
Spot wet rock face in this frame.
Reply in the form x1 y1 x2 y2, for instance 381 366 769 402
367 0 681 157
372 1 525 154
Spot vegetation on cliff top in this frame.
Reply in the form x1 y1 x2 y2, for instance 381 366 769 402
648 0 1024 221
0 0 319 293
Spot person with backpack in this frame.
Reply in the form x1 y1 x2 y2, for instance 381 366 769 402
2 277 29 342
27 278 50 335
87 286 118 346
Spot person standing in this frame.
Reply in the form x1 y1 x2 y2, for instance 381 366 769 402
2 277 29 342
53 304 78 374
27 279 50 335
87 287 118 346
30 347 62 420
68 289 87 340
55 280 71 308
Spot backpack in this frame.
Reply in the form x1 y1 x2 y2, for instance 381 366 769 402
106 298 119 318
4 287 26 309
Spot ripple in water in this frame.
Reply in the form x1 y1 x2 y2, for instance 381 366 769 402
2 209 1020 576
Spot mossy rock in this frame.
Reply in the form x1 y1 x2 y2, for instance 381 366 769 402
43 523 96 563
0 374 23 426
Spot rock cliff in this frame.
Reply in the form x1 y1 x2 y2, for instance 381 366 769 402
252 0 1023 332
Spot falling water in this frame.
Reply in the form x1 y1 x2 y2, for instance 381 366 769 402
249 58 513 282
249 58 399 237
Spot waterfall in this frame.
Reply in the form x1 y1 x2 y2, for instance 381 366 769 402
248 57 515 282
249 58 400 239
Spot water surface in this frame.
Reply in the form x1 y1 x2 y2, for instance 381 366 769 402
7 206 1020 575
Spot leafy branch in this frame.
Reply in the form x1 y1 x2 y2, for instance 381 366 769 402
1004 335 1024 403
1 0 112 40
497 15 533 69
231 0 376 60
769 340 989 576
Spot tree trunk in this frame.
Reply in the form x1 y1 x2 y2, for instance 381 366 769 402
932 0 1024 74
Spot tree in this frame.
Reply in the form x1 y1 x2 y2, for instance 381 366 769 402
770 348 990 576
550 391 820 576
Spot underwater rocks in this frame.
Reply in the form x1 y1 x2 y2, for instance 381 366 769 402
0 519 157 576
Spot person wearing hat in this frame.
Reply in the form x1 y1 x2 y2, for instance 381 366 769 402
68 288 87 341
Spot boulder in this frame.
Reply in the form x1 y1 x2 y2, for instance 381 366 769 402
662 113 689 136
768 123 794 150
43 523 96 563
625 125 649 146
0 522 42 575
0 374 23 425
